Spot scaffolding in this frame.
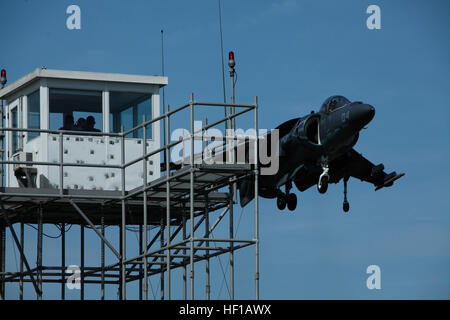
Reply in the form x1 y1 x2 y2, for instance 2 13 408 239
0 94 260 300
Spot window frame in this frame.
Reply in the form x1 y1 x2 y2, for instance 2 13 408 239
48 88 103 132
109 92 153 139
26 89 41 142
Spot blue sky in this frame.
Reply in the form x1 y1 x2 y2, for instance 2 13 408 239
1 0 449 299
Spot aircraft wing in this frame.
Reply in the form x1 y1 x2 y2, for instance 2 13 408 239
346 149 405 191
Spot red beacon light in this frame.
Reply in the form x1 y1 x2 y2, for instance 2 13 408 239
0 69 6 88
228 51 235 68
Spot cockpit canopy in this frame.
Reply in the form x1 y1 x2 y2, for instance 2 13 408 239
320 95 351 113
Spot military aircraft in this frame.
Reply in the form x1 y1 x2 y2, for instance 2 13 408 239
239 95 404 212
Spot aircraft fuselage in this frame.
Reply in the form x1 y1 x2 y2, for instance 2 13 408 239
259 98 375 196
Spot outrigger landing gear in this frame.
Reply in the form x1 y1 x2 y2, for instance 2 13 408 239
318 156 329 194
343 177 350 213
277 181 298 211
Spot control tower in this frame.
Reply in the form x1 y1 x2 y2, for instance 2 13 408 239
0 68 164 190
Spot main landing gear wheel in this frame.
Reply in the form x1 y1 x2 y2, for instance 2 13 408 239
287 193 297 211
317 175 329 194
277 192 287 210
277 182 298 211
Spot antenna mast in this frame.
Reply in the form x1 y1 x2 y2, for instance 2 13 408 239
218 0 227 130
161 29 167 164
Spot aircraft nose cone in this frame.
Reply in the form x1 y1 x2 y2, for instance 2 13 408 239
365 104 375 122
368 105 375 118
352 103 375 128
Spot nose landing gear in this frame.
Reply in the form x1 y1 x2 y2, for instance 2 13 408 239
317 156 329 194
318 173 329 194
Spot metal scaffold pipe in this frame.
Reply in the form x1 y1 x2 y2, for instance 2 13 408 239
120 125 126 300
101 212 105 300
0 226 5 300
189 92 195 300
254 96 260 300
37 205 43 300
61 222 65 300
165 103 171 300
142 115 148 300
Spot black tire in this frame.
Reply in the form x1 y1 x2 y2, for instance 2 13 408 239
317 175 329 194
277 193 287 210
343 201 350 213
287 193 297 211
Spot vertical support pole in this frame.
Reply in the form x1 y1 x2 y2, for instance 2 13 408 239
229 49 238 202
160 218 164 300
139 112 146 300
227 67 236 298
40 85 49 181
253 96 260 300
0 226 5 300
165 104 171 300
139 223 143 300
61 223 65 300
120 125 126 300
205 194 210 300
230 62 236 132
102 91 110 133
1 99 5 298
37 206 43 300
189 93 195 300
182 207 187 300
142 115 148 300
20 222 24 300
119 222 123 300
59 132 63 196
0 98 4 188
101 212 105 300
203 118 210 299
229 193 234 300
80 225 84 300
161 29 166 148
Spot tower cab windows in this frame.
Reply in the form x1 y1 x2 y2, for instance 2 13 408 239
110 91 152 138
27 90 40 141
0 68 167 190
49 89 102 132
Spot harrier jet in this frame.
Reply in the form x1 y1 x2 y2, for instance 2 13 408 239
239 95 404 212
